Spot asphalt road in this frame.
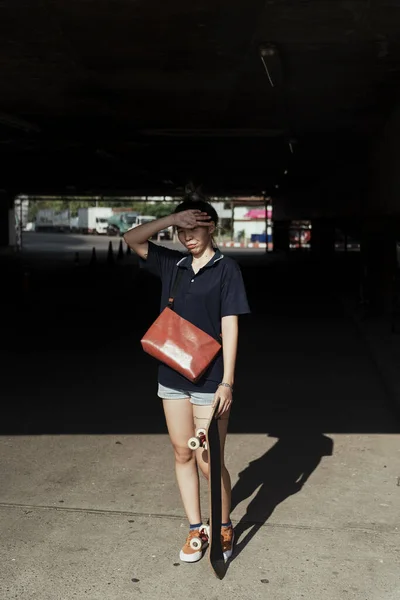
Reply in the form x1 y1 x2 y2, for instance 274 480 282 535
22 232 266 254
22 231 134 256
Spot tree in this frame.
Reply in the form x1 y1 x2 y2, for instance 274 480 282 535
141 202 178 218
26 196 179 221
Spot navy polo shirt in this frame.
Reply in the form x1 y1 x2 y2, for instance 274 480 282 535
139 242 251 392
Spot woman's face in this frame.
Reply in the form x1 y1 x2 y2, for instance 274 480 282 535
177 222 215 256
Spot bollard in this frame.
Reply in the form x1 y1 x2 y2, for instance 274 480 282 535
90 246 97 266
117 239 124 260
107 241 114 265
22 271 30 295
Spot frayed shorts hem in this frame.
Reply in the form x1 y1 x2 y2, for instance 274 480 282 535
157 383 215 406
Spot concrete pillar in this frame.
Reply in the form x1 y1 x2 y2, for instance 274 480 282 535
360 217 397 315
0 191 15 248
0 198 9 247
360 105 400 314
273 220 289 252
311 218 336 258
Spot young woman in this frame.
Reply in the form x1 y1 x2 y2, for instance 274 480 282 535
124 196 250 563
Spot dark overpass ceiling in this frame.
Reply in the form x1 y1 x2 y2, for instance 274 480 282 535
0 0 399 195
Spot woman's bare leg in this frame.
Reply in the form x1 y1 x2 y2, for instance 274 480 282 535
162 398 201 524
193 405 232 524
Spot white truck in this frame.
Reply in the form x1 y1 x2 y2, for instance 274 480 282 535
78 207 114 234
106 213 172 239
133 215 173 240
36 209 71 232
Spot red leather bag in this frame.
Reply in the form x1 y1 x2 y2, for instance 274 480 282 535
141 270 221 382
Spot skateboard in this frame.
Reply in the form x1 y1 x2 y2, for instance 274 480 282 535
188 399 227 580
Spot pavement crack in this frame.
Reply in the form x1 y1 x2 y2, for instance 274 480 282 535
0 502 398 534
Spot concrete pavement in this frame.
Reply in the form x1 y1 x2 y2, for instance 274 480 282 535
0 432 399 599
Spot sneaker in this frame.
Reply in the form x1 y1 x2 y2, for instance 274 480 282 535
179 526 209 563
221 525 235 561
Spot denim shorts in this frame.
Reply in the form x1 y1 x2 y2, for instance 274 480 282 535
158 383 215 406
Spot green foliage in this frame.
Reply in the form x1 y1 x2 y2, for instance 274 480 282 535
140 202 178 218
27 197 178 221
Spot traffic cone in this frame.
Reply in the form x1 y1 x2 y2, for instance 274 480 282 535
117 239 124 260
107 241 114 265
90 246 97 266
22 271 30 295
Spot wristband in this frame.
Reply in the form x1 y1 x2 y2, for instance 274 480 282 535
218 382 233 392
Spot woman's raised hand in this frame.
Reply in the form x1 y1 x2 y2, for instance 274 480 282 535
173 210 212 229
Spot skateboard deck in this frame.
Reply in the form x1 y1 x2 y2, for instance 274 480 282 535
188 400 227 579
206 399 227 579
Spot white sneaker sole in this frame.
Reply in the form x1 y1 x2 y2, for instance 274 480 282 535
179 548 203 563
180 540 208 563
180 527 209 563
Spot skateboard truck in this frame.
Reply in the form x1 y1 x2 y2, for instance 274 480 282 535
188 428 207 451
189 525 210 551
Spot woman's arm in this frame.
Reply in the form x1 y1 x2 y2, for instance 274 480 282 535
123 209 212 259
221 315 239 387
214 315 238 416
123 215 177 259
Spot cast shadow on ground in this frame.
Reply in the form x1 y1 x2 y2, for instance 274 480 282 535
227 431 334 566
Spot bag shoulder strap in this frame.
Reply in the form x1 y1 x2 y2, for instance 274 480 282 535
168 268 184 309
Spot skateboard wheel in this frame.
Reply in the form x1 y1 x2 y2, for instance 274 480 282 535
189 537 203 551
196 428 206 437
188 436 200 450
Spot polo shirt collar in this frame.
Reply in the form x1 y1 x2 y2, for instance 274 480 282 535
176 248 224 269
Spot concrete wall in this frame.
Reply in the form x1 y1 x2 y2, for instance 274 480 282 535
272 101 400 221
367 105 400 215
273 173 364 221
0 192 15 248
234 219 265 240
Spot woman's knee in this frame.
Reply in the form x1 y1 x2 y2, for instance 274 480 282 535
173 445 195 465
